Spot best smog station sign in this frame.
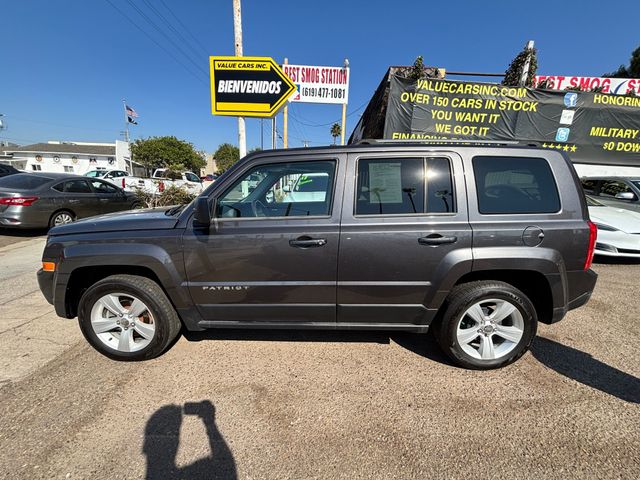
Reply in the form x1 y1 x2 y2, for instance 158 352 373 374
384 76 640 166
281 64 350 104
210 56 296 117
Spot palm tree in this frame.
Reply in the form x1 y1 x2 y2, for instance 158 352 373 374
330 123 341 145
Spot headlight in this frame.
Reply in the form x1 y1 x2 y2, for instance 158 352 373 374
594 223 619 232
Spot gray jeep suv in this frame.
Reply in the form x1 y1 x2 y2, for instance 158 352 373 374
38 142 597 369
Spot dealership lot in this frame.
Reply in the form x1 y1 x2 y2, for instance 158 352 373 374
0 235 638 479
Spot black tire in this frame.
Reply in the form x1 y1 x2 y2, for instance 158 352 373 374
77 274 182 361
434 281 537 370
49 210 75 228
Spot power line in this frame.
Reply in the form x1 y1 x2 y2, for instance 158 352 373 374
140 0 206 68
104 0 207 85
288 99 369 128
158 0 210 56
124 0 209 77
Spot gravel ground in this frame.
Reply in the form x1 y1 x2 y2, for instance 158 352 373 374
0 247 638 479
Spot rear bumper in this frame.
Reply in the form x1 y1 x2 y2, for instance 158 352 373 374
548 269 597 324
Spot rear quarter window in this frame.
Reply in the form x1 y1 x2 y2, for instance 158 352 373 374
0 174 51 190
473 156 560 214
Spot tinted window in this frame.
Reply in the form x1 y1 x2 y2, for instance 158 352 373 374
218 161 336 218
473 156 560 214
581 179 599 195
85 170 106 178
64 180 92 193
52 183 64 192
356 158 424 215
426 157 455 213
294 174 329 193
90 180 118 193
185 172 200 182
0 174 51 190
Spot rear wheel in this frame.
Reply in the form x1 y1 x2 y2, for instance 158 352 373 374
49 210 75 227
435 281 537 369
77 274 182 361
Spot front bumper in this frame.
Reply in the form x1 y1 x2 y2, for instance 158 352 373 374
37 268 55 305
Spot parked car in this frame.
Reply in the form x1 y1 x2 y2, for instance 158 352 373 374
283 172 330 203
84 168 204 195
38 142 597 369
587 195 640 258
0 163 20 178
0 173 139 228
581 177 640 213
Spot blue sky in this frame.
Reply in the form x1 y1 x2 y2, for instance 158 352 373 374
1 0 637 153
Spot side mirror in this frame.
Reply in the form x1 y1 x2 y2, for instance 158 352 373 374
193 197 213 228
282 185 291 193
615 191 635 201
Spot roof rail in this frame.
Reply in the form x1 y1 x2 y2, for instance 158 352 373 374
356 139 534 146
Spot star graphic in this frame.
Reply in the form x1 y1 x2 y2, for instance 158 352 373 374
563 145 570 151
542 143 548 148
570 145 577 152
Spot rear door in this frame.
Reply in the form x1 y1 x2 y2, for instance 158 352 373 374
56 179 101 219
337 151 472 328
182 153 346 326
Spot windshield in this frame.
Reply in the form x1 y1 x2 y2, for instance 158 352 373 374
294 174 329 193
586 195 604 207
633 181 640 191
85 170 106 178
0 173 51 190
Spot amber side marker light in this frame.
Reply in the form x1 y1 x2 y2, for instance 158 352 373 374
42 262 56 272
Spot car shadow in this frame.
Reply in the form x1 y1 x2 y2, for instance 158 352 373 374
183 328 456 366
531 336 640 404
0 227 48 237
143 400 237 480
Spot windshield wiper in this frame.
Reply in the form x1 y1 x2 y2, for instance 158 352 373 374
166 204 186 216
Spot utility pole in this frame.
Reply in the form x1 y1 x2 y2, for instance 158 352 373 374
271 117 276 149
233 0 247 158
340 58 349 145
519 40 535 87
283 58 288 148
121 100 130 143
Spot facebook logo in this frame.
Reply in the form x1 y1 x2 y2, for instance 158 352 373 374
556 127 570 142
564 93 578 108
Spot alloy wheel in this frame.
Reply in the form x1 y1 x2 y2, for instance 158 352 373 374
90 292 156 352
456 298 525 361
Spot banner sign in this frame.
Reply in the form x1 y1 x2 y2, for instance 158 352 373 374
209 56 296 118
533 75 640 95
384 76 640 166
281 64 349 104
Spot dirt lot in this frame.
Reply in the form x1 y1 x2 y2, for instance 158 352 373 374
0 236 638 479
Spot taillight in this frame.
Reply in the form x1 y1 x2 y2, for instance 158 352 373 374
0 196 39 206
122 178 126 188
584 220 598 270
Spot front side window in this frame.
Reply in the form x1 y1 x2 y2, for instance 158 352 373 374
217 160 336 218
600 180 635 199
185 172 200 183
355 157 454 215
473 156 560 214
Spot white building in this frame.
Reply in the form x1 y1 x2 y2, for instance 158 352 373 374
0 140 135 175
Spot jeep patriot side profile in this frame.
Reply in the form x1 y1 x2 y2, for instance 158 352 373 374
37 143 598 369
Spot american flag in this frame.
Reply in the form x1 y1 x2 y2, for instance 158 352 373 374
125 104 139 118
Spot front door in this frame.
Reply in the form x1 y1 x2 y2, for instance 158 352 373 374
337 152 472 328
182 154 345 327
88 179 130 214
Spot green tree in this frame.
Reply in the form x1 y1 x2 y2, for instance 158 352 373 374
214 143 240 173
130 136 206 174
604 46 640 78
502 45 538 87
330 123 341 145
409 55 426 80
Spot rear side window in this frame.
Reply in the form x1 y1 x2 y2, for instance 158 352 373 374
0 174 51 190
63 180 92 193
473 156 560 214
356 157 454 215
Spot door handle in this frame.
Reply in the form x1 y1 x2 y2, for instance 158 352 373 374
418 234 457 246
100 198 109 202
289 237 327 248
69 200 80 204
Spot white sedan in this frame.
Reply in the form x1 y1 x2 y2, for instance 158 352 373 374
587 195 640 257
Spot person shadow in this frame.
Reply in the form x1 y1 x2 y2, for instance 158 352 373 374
143 400 237 480
531 337 640 404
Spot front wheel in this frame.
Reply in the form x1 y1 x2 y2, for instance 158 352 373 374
77 274 182 361
435 281 537 369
